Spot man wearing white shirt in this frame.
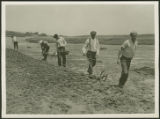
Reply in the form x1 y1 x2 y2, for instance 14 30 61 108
12 35 18 50
117 31 138 88
54 34 67 67
82 31 100 76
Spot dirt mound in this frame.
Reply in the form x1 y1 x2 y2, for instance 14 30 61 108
6 49 154 114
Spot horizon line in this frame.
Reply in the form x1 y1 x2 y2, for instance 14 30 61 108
6 30 155 37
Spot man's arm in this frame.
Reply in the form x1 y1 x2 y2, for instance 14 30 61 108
41 43 45 51
133 41 138 58
55 41 58 51
64 38 67 46
96 39 100 56
117 47 126 64
46 46 50 52
117 40 127 64
135 41 138 50
82 39 89 55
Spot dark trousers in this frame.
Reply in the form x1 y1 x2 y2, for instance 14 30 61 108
57 47 66 67
42 52 48 61
87 51 96 74
42 46 49 61
14 42 18 50
119 55 132 87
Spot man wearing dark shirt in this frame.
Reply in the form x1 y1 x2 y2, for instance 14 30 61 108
40 40 50 61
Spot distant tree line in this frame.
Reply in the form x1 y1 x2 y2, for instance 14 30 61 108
6 30 48 37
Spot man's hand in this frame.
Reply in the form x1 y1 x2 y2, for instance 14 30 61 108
117 59 120 64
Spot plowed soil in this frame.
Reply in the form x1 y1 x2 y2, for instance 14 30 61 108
6 48 155 114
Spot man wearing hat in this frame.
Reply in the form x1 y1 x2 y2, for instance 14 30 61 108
53 34 67 67
39 40 50 61
82 31 100 76
117 31 138 88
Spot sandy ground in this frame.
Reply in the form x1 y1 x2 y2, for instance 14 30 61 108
6 37 155 114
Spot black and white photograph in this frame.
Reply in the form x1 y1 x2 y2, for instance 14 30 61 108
1 1 159 118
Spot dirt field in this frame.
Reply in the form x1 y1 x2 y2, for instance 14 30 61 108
6 37 155 114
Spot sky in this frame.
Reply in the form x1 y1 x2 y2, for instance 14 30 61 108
5 3 155 36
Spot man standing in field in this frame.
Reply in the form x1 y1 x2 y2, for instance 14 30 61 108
53 34 67 67
39 40 50 61
117 31 138 88
82 31 100 77
12 35 18 50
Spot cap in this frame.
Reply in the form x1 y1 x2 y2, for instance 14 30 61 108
53 34 58 38
130 31 138 36
90 31 97 35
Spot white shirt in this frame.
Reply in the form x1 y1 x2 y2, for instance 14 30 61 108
82 37 100 55
57 37 67 47
121 39 138 58
12 36 17 42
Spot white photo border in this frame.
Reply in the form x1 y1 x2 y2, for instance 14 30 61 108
1 1 159 118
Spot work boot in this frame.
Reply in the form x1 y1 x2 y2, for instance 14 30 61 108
121 73 128 86
118 74 124 88
118 84 124 88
